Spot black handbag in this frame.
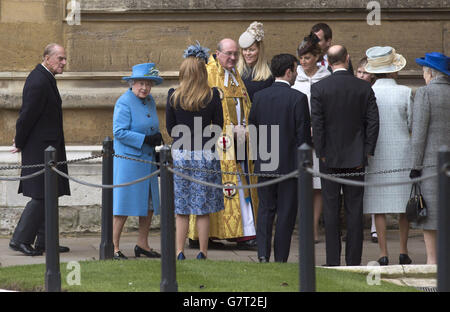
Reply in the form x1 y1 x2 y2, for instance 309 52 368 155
406 183 428 223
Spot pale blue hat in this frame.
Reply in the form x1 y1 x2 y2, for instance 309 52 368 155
365 46 406 74
122 63 163 85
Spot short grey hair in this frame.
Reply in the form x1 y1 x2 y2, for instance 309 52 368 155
43 43 62 59
424 66 445 79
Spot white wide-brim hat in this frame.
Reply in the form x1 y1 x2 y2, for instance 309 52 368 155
365 46 406 74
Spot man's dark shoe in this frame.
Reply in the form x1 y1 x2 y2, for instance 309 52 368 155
9 240 42 256
399 254 412 265
377 256 389 266
189 238 225 250
236 238 257 250
34 245 70 253
258 256 269 263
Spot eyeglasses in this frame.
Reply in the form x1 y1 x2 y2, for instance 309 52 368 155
220 51 239 58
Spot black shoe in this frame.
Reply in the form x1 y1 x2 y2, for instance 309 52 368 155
208 239 225 250
134 245 161 258
371 232 378 243
177 252 186 260
113 250 128 260
236 239 257 251
35 245 70 253
189 238 225 250
399 254 412 265
196 252 207 260
258 257 269 263
9 240 42 256
377 256 389 266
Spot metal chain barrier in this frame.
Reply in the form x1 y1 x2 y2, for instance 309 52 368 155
171 163 285 178
113 153 160 166
56 153 103 166
0 168 45 181
0 153 103 181
0 149 443 189
0 163 45 170
51 166 160 189
326 164 436 177
305 166 438 187
168 166 298 190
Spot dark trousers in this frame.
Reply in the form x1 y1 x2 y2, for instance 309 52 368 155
256 177 297 262
320 164 365 266
12 198 45 246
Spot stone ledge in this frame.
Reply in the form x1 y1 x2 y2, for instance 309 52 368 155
77 0 449 11
0 70 425 109
0 145 102 165
322 264 437 278
0 71 179 80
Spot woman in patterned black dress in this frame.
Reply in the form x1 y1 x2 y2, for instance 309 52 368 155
166 43 224 260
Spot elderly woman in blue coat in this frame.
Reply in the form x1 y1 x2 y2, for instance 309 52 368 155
112 63 163 260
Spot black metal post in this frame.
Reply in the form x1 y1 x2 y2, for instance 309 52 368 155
159 145 178 292
298 144 316 292
44 146 61 292
100 137 114 260
438 145 450 292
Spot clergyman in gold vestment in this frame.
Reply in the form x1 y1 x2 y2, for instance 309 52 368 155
188 39 259 249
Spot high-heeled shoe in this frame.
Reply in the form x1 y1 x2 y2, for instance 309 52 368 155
113 250 128 260
177 252 186 260
399 254 412 265
377 256 389 266
196 252 207 260
134 245 161 258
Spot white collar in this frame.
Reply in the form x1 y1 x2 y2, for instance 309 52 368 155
224 68 239 87
275 79 291 86
41 63 54 76
333 68 348 73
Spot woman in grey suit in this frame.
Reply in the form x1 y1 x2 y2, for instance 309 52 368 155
363 46 413 266
410 52 450 265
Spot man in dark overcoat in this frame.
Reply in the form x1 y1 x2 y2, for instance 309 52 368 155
9 43 71 256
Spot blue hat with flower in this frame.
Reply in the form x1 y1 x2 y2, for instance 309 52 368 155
415 52 450 76
183 41 210 63
122 63 163 85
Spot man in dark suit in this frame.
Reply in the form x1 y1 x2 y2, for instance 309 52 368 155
310 45 379 266
9 44 71 256
249 54 312 263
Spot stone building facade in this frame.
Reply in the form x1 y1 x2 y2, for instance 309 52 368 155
0 0 448 234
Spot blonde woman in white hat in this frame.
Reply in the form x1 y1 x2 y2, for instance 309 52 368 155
362 46 413 266
237 21 274 102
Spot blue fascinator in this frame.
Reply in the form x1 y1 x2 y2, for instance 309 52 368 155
183 41 210 63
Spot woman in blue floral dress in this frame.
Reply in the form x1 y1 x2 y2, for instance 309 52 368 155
166 43 224 260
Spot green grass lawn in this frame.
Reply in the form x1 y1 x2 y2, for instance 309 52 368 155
0 259 418 292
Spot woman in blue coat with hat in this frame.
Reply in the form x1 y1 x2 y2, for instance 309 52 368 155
112 63 163 260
